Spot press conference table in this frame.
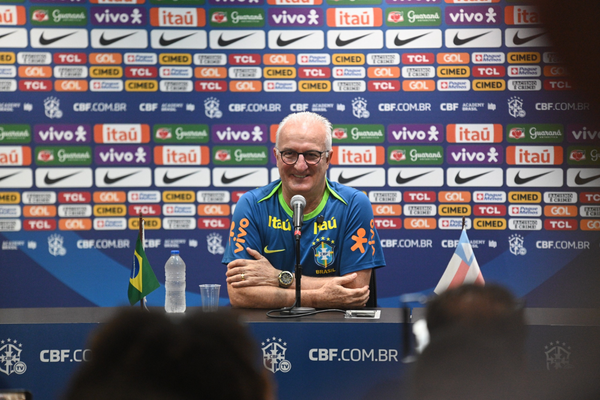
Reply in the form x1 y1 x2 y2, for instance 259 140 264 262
1 307 599 400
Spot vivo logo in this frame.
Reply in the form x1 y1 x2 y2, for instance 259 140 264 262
91 7 145 26
35 125 90 144
211 125 266 143
389 124 443 143
95 145 149 165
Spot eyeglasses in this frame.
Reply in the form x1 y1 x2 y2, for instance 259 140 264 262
276 149 329 165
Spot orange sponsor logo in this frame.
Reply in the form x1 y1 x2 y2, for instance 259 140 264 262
544 205 577 217
402 80 435 92
404 218 436 230
24 205 56 217
59 218 92 230
194 67 227 79
197 204 230 216
89 53 123 65
93 191 127 203
18 66 52 78
367 67 400 79
372 204 402 216
263 54 296 65
438 191 471 203
229 80 261 92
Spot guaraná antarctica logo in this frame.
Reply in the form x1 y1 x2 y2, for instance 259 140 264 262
0 338 27 376
262 337 291 374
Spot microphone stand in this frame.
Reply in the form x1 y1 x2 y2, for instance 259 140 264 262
282 227 315 315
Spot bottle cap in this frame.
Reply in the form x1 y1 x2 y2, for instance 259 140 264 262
171 250 180 254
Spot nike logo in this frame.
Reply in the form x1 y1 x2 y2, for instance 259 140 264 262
396 171 432 184
0 171 20 182
159 32 196 47
394 32 430 47
39 31 76 46
574 172 600 185
453 31 490 46
335 33 372 47
277 33 313 47
44 171 81 185
513 31 546 46
162 171 199 184
454 171 492 184
338 171 374 184
99 32 136 46
0 31 16 41
104 171 139 185
217 33 253 47
264 246 285 254
221 171 256 184
513 171 552 185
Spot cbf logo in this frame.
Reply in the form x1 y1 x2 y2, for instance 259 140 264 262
44 96 63 119
545 341 573 370
352 97 369 119
508 234 526 256
48 234 67 256
507 96 525 118
312 237 336 269
204 97 222 119
0 339 27 376
262 337 291 374
207 233 225 255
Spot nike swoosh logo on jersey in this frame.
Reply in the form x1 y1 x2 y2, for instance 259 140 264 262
513 171 552 185
0 31 16 41
99 32 136 46
217 33 253 47
44 171 81 185
39 31 76 46
163 171 199 184
104 171 139 184
338 171 374 184
574 172 600 185
0 171 20 182
394 32 430 47
396 170 432 184
221 171 256 184
276 33 313 47
159 32 196 47
512 31 546 46
264 246 285 254
453 31 490 46
335 33 372 47
454 170 492 184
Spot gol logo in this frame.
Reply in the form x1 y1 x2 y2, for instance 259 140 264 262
544 205 577 217
438 191 471 203
59 218 92 231
24 205 56 217
198 204 230 216
372 204 401 216
404 218 435 230
93 191 126 203
90 53 122 65
582 219 600 231
403 80 435 92
195 67 227 79
230 81 261 92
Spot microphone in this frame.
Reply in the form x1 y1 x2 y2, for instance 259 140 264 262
291 195 306 237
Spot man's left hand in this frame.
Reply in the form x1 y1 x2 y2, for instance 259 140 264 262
226 247 280 288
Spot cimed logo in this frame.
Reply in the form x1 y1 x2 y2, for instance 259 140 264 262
204 97 222 119
0 338 27 376
262 337 291 374
44 96 63 119
508 234 526 256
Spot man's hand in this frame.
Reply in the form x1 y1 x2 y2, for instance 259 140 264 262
226 247 279 288
312 273 370 308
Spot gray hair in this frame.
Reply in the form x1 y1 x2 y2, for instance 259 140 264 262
275 112 332 151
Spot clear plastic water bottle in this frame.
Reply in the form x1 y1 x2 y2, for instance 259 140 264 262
165 250 186 313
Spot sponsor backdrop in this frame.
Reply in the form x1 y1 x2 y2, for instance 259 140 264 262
0 0 599 309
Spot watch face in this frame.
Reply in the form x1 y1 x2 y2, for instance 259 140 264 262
280 271 293 285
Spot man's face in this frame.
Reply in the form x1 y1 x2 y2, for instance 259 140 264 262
275 119 331 201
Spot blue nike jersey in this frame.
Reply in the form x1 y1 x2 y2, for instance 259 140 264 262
222 179 386 277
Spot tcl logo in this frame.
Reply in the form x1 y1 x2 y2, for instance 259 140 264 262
125 67 158 78
59 192 91 203
228 54 260 65
198 217 230 229
402 53 434 65
24 219 56 231
404 218 436 230
544 79 573 91
580 192 600 203
472 66 505 77
19 80 52 91
374 218 401 229
403 191 436 203
372 205 401 216
544 219 577 230
195 80 227 92
128 204 161 216
54 53 87 64
474 205 506 216
368 80 400 92
198 204 230 216
298 67 330 79
544 206 577 217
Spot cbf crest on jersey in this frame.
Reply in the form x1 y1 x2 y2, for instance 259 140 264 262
312 236 336 269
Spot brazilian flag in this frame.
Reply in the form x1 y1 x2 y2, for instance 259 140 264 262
128 234 160 305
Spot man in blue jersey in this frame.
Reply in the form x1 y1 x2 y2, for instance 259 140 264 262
222 112 385 309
